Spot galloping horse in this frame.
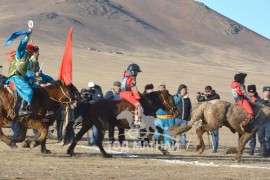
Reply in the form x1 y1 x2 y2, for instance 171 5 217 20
65 90 179 157
0 79 79 153
169 99 270 163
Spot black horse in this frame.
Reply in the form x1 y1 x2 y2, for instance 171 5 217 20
65 90 179 157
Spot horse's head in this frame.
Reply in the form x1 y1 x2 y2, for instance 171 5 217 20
158 90 179 117
45 80 80 107
143 90 179 117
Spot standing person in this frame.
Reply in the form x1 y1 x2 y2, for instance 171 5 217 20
81 82 103 146
258 86 270 157
173 84 192 149
197 85 220 152
231 72 254 128
154 83 176 145
247 85 262 155
104 81 125 146
158 83 166 91
120 63 142 127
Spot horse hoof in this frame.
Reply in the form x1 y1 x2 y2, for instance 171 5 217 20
10 144 18 149
30 142 37 149
235 157 242 163
196 145 201 151
161 150 169 155
67 149 75 157
43 149 51 154
103 154 112 158
21 141 30 148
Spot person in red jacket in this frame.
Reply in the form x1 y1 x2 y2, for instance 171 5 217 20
231 72 253 127
120 63 142 127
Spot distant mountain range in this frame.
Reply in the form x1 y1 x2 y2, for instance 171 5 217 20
1 0 269 72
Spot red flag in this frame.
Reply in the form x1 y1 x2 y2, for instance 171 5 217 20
58 27 73 85
6 50 16 62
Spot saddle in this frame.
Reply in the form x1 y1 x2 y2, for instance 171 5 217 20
4 82 22 117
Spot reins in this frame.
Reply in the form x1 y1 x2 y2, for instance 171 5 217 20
160 93 175 114
40 84 72 104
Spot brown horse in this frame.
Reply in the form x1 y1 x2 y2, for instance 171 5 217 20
169 99 270 163
65 90 179 157
0 79 79 153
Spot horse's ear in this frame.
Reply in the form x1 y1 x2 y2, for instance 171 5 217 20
56 80 62 86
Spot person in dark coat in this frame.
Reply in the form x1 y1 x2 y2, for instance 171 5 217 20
258 86 270 157
104 81 125 145
173 84 192 149
82 82 103 145
247 84 262 155
197 85 220 153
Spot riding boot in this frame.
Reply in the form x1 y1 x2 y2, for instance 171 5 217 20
18 99 32 123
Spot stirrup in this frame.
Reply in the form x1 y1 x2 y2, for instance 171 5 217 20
45 111 54 117
18 110 32 117
133 116 141 128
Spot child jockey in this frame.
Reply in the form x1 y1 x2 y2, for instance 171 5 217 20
26 44 54 87
231 72 254 127
120 63 142 127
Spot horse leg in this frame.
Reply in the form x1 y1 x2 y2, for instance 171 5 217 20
67 122 93 157
0 120 17 148
40 138 51 154
96 128 112 158
236 132 254 163
0 126 17 148
196 124 216 154
24 120 48 152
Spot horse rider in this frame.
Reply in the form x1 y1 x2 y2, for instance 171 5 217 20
26 45 54 87
120 63 142 127
231 72 254 127
6 28 35 122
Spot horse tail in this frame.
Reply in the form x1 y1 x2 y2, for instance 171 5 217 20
169 102 207 137
169 125 192 137
63 121 75 145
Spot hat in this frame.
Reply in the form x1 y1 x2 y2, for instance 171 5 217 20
263 86 270 92
88 82 95 88
177 84 187 94
247 85 256 93
234 72 247 83
159 83 166 89
204 85 212 93
144 83 154 90
26 44 39 52
113 81 121 87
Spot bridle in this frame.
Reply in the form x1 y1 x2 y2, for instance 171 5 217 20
160 92 176 114
40 84 73 104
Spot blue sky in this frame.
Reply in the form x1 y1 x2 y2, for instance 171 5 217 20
196 0 270 40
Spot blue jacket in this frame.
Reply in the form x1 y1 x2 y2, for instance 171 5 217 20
104 89 120 100
173 93 192 121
